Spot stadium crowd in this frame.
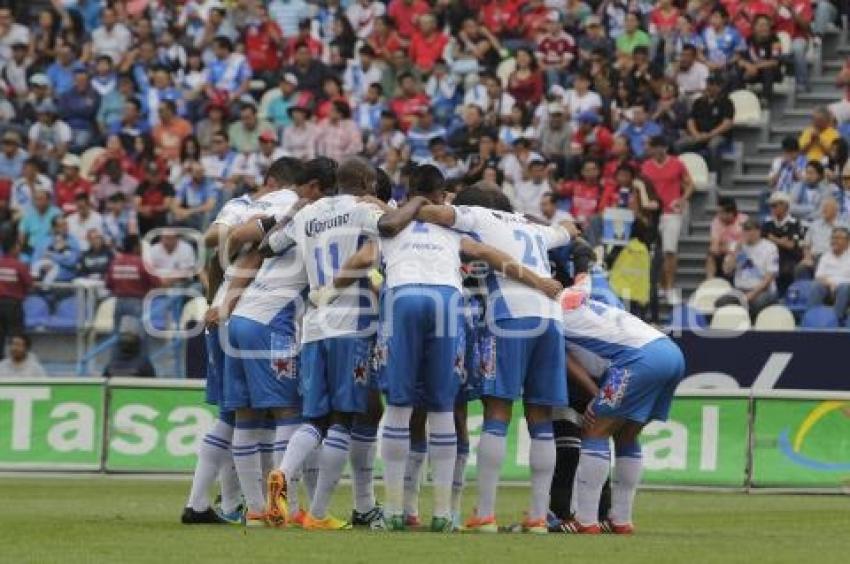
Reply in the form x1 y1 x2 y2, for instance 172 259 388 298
0 0 849 372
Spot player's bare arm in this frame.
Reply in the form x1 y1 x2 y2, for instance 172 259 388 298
376 195 431 237
332 241 379 290
459 238 563 299
416 204 457 227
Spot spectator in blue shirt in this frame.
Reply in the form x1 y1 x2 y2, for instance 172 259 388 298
109 98 150 138
30 216 81 283
98 75 137 135
172 161 219 231
702 6 745 72
206 36 252 102
59 68 102 152
269 0 312 37
46 44 83 96
0 132 28 181
262 72 300 129
18 190 62 260
353 83 385 135
617 103 662 160
407 107 447 163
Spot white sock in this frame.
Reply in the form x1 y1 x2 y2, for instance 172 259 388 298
427 411 457 519
219 460 242 514
475 420 508 518
610 443 643 525
403 441 427 518
350 424 378 514
575 438 611 526
302 447 320 504
259 422 275 481
187 419 233 511
281 424 322 513
527 422 556 521
451 441 469 519
274 417 302 510
232 422 265 514
380 405 413 517
310 424 351 519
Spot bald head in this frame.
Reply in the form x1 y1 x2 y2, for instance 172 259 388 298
337 156 377 196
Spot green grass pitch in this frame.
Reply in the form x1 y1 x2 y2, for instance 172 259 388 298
3 477 850 564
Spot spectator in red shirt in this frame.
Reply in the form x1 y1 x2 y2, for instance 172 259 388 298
388 0 430 40
572 111 614 162
54 154 93 214
390 73 430 131
535 12 576 89
315 76 349 121
602 136 639 184
521 0 551 41
243 3 284 83
285 20 325 64
508 47 544 106
640 135 694 301
559 158 605 226
774 0 813 92
134 161 175 235
409 14 449 74
368 16 404 61
106 234 160 331
480 0 521 40
649 0 679 65
0 238 32 359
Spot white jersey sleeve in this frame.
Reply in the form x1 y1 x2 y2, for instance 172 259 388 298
213 195 253 227
351 201 385 237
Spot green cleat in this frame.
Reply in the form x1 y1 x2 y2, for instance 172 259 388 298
431 516 454 533
386 514 406 531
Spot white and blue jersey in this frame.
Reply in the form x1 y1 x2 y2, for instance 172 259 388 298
563 300 685 423
451 205 571 405
224 191 309 411
268 194 384 418
375 220 466 411
205 193 254 409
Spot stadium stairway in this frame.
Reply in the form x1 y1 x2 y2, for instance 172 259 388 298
675 28 848 301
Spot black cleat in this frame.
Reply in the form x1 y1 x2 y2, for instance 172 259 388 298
181 506 227 524
351 504 386 530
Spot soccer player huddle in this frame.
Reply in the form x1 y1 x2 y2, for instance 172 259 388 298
181 154 685 535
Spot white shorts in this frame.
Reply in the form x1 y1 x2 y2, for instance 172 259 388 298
659 213 682 254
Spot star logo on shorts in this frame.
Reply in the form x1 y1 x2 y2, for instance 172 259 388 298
272 356 296 380
454 352 466 381
353 361 368 385
598 368 630 408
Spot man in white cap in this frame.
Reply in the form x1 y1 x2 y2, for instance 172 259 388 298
261 72 300 129
0 7 30 62
54 154 93 214
721 218 779 319
762 190 806 295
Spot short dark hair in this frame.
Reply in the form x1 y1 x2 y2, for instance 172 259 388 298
332 99 351 119
359 44 376 57
632 45 649 57
807 160 825 177
453 185 513 212
368 82 383 94
266 156 304 187
240 102 258 114
298 157 338 194
781 136 800 151
682 43 698 55
123 234 141 254
718 196 737 213
376 167 392 203
213 36 234 52
648 135 669 148
397 72 414 83
10 333 30 350
409 164 446 196
108 192 126 202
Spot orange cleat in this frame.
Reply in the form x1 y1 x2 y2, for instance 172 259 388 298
464 515 498 533
601 519 635 535
266 470 288 527
562 519 602 534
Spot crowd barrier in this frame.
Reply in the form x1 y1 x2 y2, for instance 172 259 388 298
1 378 848 490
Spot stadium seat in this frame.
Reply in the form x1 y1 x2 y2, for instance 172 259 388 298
729 89 763 126
710 305 752 331
79 146 106 181
784 279 815 314
179 296 209 328
92 298 116 335
689 278 732 315
667 304 707 330
678 152 711 191
754 305 796 331
47 296 80 331
801 306 840 329
23 295 50 330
